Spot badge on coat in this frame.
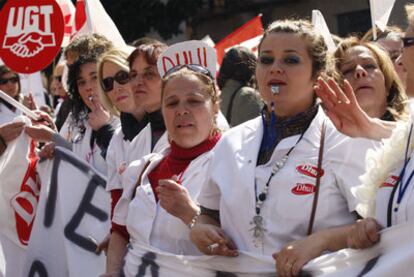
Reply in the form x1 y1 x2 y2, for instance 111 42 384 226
296 163 324 178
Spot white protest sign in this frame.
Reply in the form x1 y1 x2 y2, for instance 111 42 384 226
369 0 396 39
304 222 414 276
18 72 46 108
157 40 217 78
23 147 110 277
123 242 275 277
312 10 336 52
0 116 38 277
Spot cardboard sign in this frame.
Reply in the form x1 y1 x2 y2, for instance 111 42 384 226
0 0 64 73
157 40 217 78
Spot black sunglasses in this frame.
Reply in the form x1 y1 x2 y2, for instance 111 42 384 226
54 75 62 82
164 64 214 79
0 76 19 85
402 37 414 48
101 71 130 92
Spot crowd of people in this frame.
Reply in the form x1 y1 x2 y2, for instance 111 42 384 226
1 4 414 276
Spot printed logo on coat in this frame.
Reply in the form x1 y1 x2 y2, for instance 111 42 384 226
10 141 40 246
291 183 316 195
380 175 399 188
296 164 324 178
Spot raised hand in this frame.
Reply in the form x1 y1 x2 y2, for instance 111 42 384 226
157 176 198 224
88 96 111 131
315 77 395 140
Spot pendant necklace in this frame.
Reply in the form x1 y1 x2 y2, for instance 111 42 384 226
250 131 305 247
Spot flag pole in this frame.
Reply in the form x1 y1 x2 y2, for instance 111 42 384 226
84 0 94 32
369 0 377 40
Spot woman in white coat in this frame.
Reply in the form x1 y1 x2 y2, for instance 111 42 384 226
322 3 414 250
106 65 222 276
59 53 119 175
189 19 380 277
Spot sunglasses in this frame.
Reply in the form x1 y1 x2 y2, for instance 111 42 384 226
54 75 62 82
402 37 414 48
101 71 130 93
0 76 19 85
164 64 213 79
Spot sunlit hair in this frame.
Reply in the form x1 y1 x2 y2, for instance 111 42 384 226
97 48 130 116
0 65 20 96
64 33 113 64
361 26 403 42
128 42 168 68
334 37 407 121
258 19 330 79
161 67 220 133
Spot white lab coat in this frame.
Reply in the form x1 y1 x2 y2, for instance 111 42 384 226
0 102 21 125
375 162 414 227
59 113 119 176
198 107 380 255
113 147 212 256
105 124 168 191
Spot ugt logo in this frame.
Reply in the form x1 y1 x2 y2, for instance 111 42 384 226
0 0 63 74
3 5 56 58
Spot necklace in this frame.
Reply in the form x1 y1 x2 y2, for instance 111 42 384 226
250 131 305 247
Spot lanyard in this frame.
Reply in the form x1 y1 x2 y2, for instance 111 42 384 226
387 123 413 227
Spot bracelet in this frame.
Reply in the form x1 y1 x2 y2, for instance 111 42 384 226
188 208 201 229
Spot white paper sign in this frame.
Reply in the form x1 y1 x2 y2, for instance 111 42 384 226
304 222 414 276
22 147 110 277
157 40 217 78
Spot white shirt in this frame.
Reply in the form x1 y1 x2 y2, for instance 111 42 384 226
0 102 21 125
59 113 119 176
105 124 168 192
375 158 414 227
113 147 212 255
198 108 379 254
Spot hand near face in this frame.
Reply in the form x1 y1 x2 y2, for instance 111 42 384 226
315 77 393 140
347 218 381 249
87 96 111 131
189 223 238 257
157 176 198 223
0 121 25 143
273 234 328 277
22 93 37 110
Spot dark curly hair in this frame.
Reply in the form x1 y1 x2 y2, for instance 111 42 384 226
67 53 99 126
217 46 257 90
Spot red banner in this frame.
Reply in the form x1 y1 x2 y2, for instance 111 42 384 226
214 15 263 66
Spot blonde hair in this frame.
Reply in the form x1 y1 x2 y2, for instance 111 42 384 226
334 37 407 121
97 48 130 116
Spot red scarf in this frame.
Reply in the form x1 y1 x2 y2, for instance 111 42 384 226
148 133 221 201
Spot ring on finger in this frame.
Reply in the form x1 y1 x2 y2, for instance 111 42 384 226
337 100 342 104
286 262 294 270
207 243 219 253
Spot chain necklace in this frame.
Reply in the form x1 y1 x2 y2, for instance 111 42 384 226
250 131 305 247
